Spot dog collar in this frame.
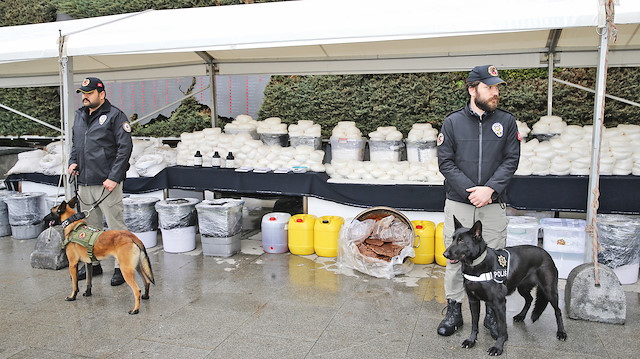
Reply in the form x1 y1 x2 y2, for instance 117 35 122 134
470 249 488 266
61 212 86 229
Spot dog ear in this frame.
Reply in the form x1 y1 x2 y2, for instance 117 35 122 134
471 220 483 240
453 216 463 230
67 197 78 209
57 201 67 213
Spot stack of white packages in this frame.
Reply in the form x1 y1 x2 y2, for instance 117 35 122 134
516 116 640 176
516 120 531 141
224 114 259 138
407 123 438 142
325 159 444 183
406 123 438 163
330 121 365 161
368 126 403 141
288 120 322 138
530 115 567 137
175 127 325 172
331 121 362 139
256 117 288 135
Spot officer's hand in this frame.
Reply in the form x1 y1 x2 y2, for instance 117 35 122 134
466 186 494 208
103 179 117 192
68 163 78 175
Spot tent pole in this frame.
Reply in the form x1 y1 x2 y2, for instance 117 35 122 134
208 62 218 127
585 22 610 266
60 55 75 200
547 53 554 116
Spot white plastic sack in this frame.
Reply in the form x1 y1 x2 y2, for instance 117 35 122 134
134 154 166 177
6 150 46 175
39 153 63 175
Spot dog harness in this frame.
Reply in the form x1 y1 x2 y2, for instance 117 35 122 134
61 222 103 262
463 249 511 283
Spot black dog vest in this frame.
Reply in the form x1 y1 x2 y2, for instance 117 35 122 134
463 248 511 283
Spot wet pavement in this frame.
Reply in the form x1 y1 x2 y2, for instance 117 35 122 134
1 229 639 358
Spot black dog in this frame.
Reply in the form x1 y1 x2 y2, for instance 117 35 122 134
443 217 567 356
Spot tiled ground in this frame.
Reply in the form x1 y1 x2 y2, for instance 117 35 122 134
1 230 639 359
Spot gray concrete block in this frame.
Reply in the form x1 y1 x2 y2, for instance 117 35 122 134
565 262 626 324
30 226 68 270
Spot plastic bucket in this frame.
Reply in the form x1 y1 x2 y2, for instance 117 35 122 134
288 214 317 255
155 198 200 253
314 216 344 257
196 199 244 237
4 192 47 240
411 220 435 264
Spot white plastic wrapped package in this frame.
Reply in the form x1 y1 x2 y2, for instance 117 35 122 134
338 215 415 279
155 198 200 230
40 153 63 175
597 214 640 269
195 199 244 237
3 192 47 226
123 197 160 232
134 154 166 177
6 150 46 175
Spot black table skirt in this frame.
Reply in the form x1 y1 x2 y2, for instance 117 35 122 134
5 168 638 214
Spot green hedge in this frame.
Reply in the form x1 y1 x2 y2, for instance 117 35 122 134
258 67 640 138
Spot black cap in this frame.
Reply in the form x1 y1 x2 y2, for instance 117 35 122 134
76 77 105 93
467 65 505 86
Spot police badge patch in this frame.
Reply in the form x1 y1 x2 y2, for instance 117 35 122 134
82 78 90 87
437 133 444 146
488 65 499 77
99 115 107 125
492 122 503 137
122 122 131 133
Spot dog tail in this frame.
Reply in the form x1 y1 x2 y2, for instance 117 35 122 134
134 239 155 285
531 287 549 322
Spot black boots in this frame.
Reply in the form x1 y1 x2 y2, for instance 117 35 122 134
437 299 463 336
111 268 125 286
484 304 499 339
77 263 103 280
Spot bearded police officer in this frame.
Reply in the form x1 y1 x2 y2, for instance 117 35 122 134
436 65 521 337
68 77 133 286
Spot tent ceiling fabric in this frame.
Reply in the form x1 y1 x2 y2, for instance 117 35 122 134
0 0 639 87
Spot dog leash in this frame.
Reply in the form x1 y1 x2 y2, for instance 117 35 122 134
69 172 113 218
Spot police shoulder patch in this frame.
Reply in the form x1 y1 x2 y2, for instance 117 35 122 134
122 122 131 133
437 133 445 146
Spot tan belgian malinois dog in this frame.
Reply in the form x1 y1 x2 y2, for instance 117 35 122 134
44 197 155 314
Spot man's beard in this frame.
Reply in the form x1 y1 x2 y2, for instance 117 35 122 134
475 96 499 113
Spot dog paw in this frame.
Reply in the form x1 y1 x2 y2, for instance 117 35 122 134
128 309 139 315
513 314 525 322
82 289 92 297
141 294 149 300
461 339 476 349
65 296 76 302
557 331 567 341
488 346 503 356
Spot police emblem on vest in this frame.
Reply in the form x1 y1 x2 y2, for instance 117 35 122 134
61 223 104 262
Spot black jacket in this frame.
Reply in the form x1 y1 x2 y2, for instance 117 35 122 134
69 99 132 186
437 104 520 205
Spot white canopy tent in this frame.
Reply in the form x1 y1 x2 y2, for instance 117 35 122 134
0 0 639 87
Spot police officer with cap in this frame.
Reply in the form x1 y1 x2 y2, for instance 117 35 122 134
436 65 521 337
68 77 133 286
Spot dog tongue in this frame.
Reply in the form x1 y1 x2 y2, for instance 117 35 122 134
449 259 459 264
